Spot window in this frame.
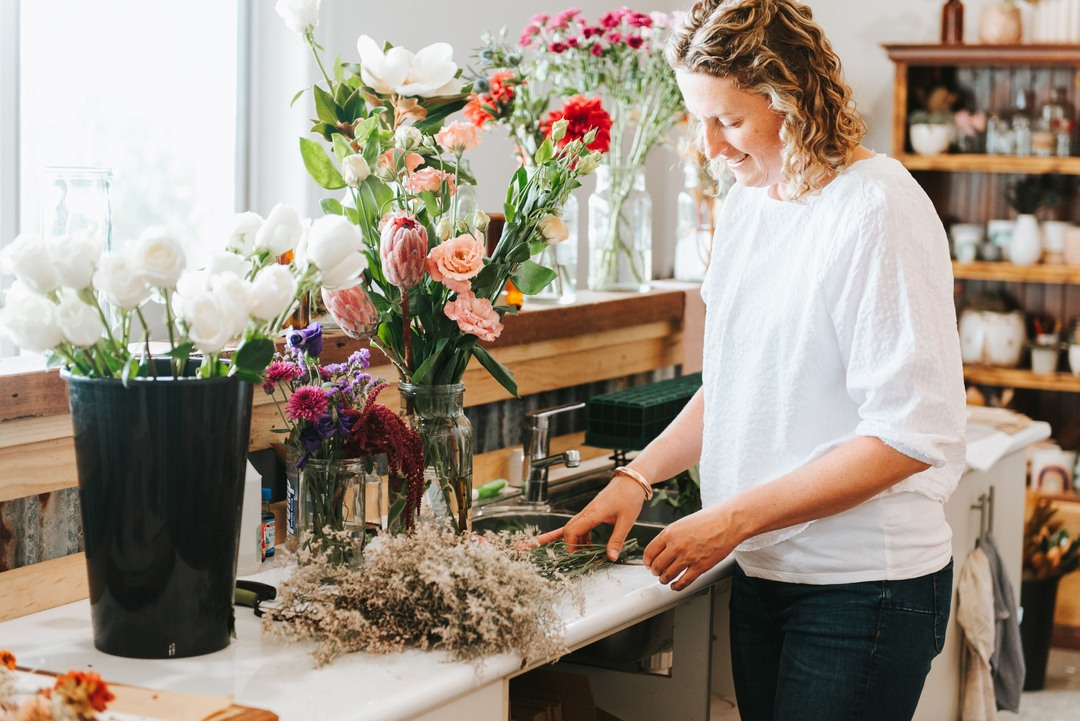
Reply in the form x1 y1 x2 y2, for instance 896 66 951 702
2 0 245 358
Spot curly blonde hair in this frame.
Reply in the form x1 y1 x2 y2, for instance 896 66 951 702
667 0 866 200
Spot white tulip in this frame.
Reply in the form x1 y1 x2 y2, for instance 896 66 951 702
132 228 186 289
0 292 63 353
342 154 371 187
43 229 104 290
538 215 569 245
306 215 366 289
226 211 263 257
275 0 321 34
55 289 104 348
250 264 298 321
255 203 304 256
0 232 60 294
93 254 150 309
394 126 423 151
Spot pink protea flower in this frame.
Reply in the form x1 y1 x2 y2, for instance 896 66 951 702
444 291 503 343
426 233 484 293
321 284 380 339
285 385 330 423
379 212 429 288
262 360 303 393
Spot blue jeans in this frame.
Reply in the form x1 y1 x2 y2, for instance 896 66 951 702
729 560 953 721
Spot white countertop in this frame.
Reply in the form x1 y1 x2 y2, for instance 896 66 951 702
2 553 734 721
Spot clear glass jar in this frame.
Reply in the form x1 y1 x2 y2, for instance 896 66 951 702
588 165 652 292
531 192 578 305
295 455 384 567
1011 87 1033 156
398 382 473 533
674 162 712 282
40 166 113 250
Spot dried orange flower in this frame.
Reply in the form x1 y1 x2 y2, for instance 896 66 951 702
47 670 114 717
0 651 15 671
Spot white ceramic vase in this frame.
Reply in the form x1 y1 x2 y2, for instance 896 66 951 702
1069 343 1080 375
1009 214 1043 266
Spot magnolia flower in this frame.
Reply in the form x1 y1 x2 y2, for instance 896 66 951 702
249 264 298 321
356 35 462 98
93 254 150 309
226 211 263 256
0 232 60 294
255 203 304 256
55 289 105 348
306 215 366 289
435 121 482 154
426 233 484 294
379 213 428 288
0 290 63 353
342 154 371 187
538 215 569 245
132 228 186 289
45 229 103 290
321 284 379 340
275 0 321 34
394 126 423 151
443 292 503 343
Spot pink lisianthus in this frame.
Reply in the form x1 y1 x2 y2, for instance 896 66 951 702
405 167 456 195
435 121 482 154
378 149 423 174
285 385 330 423
426 233 484 293
321 284 380 340
379 212 429 288
443 292 503 343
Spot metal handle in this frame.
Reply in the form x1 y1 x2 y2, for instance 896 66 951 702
526 401 586 426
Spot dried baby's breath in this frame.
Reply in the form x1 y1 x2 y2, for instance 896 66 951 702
264 522 586 667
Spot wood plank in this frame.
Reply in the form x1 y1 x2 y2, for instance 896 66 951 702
0 368 68 423
953 260 1080 284
884 43 1080 67
964 365 1080 392
0 552 87 622
901 153 1080 175
0 413 73 449
0 437 77 502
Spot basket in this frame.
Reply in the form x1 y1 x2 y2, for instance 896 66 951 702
585 373 702 451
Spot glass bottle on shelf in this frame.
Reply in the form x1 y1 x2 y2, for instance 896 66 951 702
674 161 712 283
1034 87 1069 157
1042 86 1074 157
1011 86 1033 156
941 0 964 44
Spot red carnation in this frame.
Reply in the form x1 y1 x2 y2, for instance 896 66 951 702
541 95 613 153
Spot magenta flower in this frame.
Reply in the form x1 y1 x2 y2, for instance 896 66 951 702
549 41 568 54
262 360 303 393
285 385 330 423
379 212 429 288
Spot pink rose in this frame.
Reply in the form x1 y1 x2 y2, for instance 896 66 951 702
426 233 484 293
378 149 423 174
405 167 457 195
444 292 503 343
435 121 482 154
321 284 380 340
379 212 429 288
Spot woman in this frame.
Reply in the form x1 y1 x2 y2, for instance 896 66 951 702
536 1 966 719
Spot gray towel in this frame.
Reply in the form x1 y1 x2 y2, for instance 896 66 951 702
978 532 1025 713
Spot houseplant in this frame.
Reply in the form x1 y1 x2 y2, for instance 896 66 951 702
279 5 599 531
1021 496 1080 689
0 206 362 658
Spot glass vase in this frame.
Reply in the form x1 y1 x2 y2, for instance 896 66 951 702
40 166 113 251
531 192 578 305
398 382 473 533
295 455 384 567
588 165 652 292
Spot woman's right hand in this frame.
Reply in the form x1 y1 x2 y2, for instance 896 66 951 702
533 473 648 561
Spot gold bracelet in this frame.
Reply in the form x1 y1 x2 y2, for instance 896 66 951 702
613 466 654 501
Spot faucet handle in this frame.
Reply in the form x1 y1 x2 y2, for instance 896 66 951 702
564 449 581 468
525 401 586 427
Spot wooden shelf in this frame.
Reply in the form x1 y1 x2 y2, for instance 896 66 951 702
900 153 1080 175
884 43 1080 67
952 260 1080 284
964 365 1080 392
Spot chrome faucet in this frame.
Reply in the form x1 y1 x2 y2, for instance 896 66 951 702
523 402 585 507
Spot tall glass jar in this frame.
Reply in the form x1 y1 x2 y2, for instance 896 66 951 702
531 192 578 305
674 162 712 283
398 382 473 533
40 166 113 250
588 165 652 292
295 455 384 567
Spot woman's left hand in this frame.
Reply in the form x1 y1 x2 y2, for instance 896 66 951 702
643 505 738 592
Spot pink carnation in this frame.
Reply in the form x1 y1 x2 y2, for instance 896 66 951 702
285 385 330 423
443 292 504 343
435 121 482 154
405 167 456 195
426 233 485 293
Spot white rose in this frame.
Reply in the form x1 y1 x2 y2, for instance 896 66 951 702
275 0 321 34
177 291 234 354
226 211 263 257
255 203 304 256
0 232 60 294
93 254 150 309
394 126 423 151
205 251 251 280
175 268 211 300
538 215 569 245
0 292 63 353
132 228 186 289
43 229 104 290
342 154 371 187
55 289 104 348
306 215 366 289
249 264 298 321
210 274 254 337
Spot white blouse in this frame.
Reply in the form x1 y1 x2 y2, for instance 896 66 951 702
699 154 966 583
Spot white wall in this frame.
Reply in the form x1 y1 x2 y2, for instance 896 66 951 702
251 0 1029 280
